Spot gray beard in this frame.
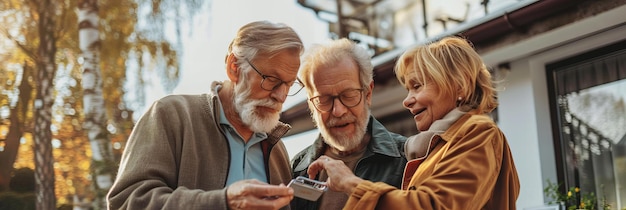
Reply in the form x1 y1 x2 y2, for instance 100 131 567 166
233 81 280 133
315 106 370 151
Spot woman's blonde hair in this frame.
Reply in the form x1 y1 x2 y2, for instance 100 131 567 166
394 36 497 114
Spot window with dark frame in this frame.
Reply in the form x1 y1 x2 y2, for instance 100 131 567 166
546 40 626 209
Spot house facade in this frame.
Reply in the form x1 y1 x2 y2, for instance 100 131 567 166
281 0 626 208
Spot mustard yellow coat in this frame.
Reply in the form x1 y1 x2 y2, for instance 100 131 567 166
343 112 520 210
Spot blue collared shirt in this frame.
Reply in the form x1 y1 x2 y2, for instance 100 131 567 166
215 88 268 186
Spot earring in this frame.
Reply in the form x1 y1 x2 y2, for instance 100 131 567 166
457 96 462 101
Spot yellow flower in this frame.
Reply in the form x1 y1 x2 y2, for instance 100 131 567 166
568 191 572 197
575 187 580 193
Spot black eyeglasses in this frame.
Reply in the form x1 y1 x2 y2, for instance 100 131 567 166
246 59 304 96
309 88 364 112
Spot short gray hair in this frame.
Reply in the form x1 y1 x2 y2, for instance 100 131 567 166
299 38 373 96
226 20 304 68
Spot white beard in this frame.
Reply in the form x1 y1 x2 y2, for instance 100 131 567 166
233 82 281 133
314 105 370 151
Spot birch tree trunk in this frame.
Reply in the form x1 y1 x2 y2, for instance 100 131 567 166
78 0 115 209
34 0 58 209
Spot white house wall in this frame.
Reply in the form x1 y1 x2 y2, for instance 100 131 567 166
497 58 550 208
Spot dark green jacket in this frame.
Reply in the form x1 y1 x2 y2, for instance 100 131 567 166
290 116 407 210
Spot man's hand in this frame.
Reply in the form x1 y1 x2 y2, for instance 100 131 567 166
307 155 363 194
226 179 294 210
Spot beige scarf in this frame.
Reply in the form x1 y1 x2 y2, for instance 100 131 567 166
404 107 469 160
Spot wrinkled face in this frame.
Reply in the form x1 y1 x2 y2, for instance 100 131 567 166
308 59 371 151
234 50 301 133
401 67 456 132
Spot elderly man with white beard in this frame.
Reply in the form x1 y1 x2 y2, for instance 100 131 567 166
107 21 304 210
290 38 407 210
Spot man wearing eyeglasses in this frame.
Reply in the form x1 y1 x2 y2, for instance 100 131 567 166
290 38 407 210
108 21 303 210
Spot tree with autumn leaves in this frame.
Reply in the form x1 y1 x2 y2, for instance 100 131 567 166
0 0 207 209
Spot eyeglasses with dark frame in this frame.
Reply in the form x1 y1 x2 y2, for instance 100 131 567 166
309 88 364 112
246 59 304 96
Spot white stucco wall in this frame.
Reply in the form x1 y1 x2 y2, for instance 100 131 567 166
497 59 551 208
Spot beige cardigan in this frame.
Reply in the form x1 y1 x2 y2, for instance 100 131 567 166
107 84 292 209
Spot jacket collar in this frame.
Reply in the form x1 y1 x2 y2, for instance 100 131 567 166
367 116 403 157
438 109 482 141
293 116 402 172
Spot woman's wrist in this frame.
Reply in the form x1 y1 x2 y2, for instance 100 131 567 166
343 176 364 194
